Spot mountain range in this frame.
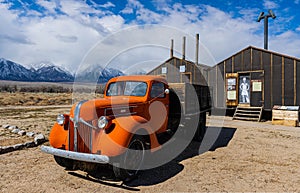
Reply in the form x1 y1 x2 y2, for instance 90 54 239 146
0 58 126 83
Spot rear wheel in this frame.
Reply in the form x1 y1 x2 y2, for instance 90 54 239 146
113 135 147 181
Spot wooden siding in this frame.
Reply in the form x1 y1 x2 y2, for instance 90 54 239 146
147 57 210 86
209 46 300 110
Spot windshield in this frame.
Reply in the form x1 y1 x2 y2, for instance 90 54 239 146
106 81 148 97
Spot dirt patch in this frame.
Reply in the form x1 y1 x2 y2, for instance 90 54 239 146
0 105 300 192
0 138 29 146
0 128 29 146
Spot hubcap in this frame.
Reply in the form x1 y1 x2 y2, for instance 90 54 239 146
123 139 145 176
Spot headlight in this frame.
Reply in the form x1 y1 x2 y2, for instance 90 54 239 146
98 116 108 129
56 114 65 125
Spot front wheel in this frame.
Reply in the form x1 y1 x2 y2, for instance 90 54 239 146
54 155 74 170
113 135 147 181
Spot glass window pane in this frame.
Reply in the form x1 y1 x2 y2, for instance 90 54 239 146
151 82 165 98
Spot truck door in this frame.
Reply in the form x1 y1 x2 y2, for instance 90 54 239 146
149 81 169 133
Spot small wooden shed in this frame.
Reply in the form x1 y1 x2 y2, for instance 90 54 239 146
209 45 300 120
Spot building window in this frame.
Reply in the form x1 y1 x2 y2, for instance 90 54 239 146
180 65 186 72
161 67 167 74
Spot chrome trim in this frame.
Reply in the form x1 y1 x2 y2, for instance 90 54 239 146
73 100 87 152
105 105 138 111
90 128 93 153
68 118 73 150
104 105 138 117
113 112 137 117
41 145 109 164
79 118 98 130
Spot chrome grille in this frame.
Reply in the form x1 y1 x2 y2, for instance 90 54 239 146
77 122 93 153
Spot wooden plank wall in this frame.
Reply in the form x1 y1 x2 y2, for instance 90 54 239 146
209 46 300 110
262 52 272 110
148 57 209 86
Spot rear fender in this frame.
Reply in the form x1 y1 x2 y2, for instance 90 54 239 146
98 115 161 156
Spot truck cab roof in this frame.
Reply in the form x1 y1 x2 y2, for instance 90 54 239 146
108 75 168 84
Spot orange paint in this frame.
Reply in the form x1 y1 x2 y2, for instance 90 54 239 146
48 75 169 157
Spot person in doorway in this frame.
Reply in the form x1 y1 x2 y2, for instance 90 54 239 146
240 77 250 103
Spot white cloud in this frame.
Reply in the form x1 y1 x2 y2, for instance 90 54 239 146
99 1 115 8
269 31 300 58
136 7 163 23
97 15 125 32
151 0 172 9
0 1 103 71
121 0 143 14
294 0 300 4
55 34 78 43
0 0 299 76
263 0 279 9
59 0 101 17
36 0 57 14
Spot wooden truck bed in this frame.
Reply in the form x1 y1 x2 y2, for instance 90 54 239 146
169 83 211 116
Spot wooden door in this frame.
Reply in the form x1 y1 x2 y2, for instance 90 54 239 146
238 74 251 105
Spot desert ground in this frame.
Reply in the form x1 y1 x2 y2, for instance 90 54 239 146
1 92 300 192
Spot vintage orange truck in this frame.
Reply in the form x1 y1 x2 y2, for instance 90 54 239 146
41 75 211 180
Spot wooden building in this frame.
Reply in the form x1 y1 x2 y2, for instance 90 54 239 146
147 56 210 86
209 45 300 120
148 35 211 86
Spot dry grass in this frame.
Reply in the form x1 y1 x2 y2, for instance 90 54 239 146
0 92 103 106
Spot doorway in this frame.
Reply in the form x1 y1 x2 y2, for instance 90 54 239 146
238 74 250 105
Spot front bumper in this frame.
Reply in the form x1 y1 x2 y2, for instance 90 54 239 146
41 145 110 164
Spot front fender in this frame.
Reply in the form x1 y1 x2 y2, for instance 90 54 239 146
98 115 160 156
49 123 68 149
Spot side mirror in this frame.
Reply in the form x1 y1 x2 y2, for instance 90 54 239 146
165 89 170 94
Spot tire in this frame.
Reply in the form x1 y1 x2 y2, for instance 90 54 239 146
54 156 74 170
113 135 147 181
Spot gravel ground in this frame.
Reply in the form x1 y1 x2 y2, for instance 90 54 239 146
1 105 300 193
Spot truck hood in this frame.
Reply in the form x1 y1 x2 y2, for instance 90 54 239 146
70 97 146 120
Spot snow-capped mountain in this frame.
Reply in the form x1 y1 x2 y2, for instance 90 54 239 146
29 62 74 82
0 58 34 81
29 61 55 71
0 58 124 83
129 69 147 75
0 58 73 82
75 65 125 83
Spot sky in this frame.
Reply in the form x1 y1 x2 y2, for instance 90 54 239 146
0 0 299 74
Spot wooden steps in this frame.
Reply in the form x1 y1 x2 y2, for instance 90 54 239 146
233 106 263 122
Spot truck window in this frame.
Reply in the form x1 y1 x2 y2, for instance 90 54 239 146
151 82 165 98
106 82 124 96
124 82 147 96
107 81 147 97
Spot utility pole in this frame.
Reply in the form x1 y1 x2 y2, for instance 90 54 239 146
257 9 276 50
